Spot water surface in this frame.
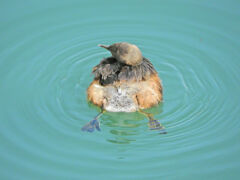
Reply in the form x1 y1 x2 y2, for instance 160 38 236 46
1 0 240 179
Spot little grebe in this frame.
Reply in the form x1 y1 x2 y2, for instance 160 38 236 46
82 42 165 133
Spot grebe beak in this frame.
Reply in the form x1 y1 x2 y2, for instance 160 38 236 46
98 44 110 49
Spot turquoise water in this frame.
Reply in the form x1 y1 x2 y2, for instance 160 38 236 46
1 0 240 179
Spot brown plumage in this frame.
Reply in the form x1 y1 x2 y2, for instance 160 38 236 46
82 42 165 132
87 42 163 112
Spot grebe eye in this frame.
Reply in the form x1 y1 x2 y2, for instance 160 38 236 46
109 46 116 52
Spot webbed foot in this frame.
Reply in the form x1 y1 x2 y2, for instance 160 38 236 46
149 120 167 134
81 119 101 132
82 109 104 132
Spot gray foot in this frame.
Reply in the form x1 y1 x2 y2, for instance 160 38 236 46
149 120 167 134
81 119 100 132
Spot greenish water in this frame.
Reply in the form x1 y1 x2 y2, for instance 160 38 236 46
1 0 240 179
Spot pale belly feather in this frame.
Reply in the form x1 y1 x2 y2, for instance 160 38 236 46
102 85 138 112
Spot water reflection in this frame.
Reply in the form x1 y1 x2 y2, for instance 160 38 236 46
102 103 164 144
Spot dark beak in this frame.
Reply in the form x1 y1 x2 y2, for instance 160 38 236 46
98 44 110 50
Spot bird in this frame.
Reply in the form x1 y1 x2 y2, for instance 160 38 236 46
81 42 165 133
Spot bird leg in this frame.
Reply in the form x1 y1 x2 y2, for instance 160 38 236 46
81 109 105 132
138 109 167 134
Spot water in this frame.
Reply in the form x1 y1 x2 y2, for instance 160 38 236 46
1 0 240 179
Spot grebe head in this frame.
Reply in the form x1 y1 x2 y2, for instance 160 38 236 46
98 42 143 66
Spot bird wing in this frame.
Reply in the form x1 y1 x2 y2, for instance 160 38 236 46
92 57 121 85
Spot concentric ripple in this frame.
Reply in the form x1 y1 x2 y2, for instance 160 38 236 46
0 0 240 179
